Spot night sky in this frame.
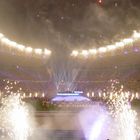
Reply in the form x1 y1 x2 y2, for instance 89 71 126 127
0 0 140 52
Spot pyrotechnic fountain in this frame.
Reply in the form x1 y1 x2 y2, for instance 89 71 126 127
79 82 140 140
0 81 139 140
0 94 33 140
108 93 138 140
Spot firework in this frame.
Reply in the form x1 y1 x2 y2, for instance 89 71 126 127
80 81 140 140
107 82 139 140
0 94 33 140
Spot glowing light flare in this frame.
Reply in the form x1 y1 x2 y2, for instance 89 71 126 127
71 50 79 57
81 50 89 57
42 93 45 98
35 93 38 98
98 92 101 97
103 92 106 98
9 41 17 48
16 44 25 51
25 47 33 53
89 49 97 55
29 93 32 98
98 47 107 53
98 0 102 4
92 92 94 97
122 38 134 45
44 49 52 56
115 42 124 49
136 93 139 99
23 93 26 98
133 31 140 39
1 38 11 45
87 92 90 97
109 92 113 100
125 92 130 98
34 48 42 55
107 45 116 51
0 33 4 38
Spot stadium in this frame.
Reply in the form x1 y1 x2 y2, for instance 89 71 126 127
0 0 140 140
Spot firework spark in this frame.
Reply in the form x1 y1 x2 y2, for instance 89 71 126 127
107 82 139 140
0 94 33 140
80 81 140 140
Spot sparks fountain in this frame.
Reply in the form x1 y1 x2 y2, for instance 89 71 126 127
0 82 139 140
